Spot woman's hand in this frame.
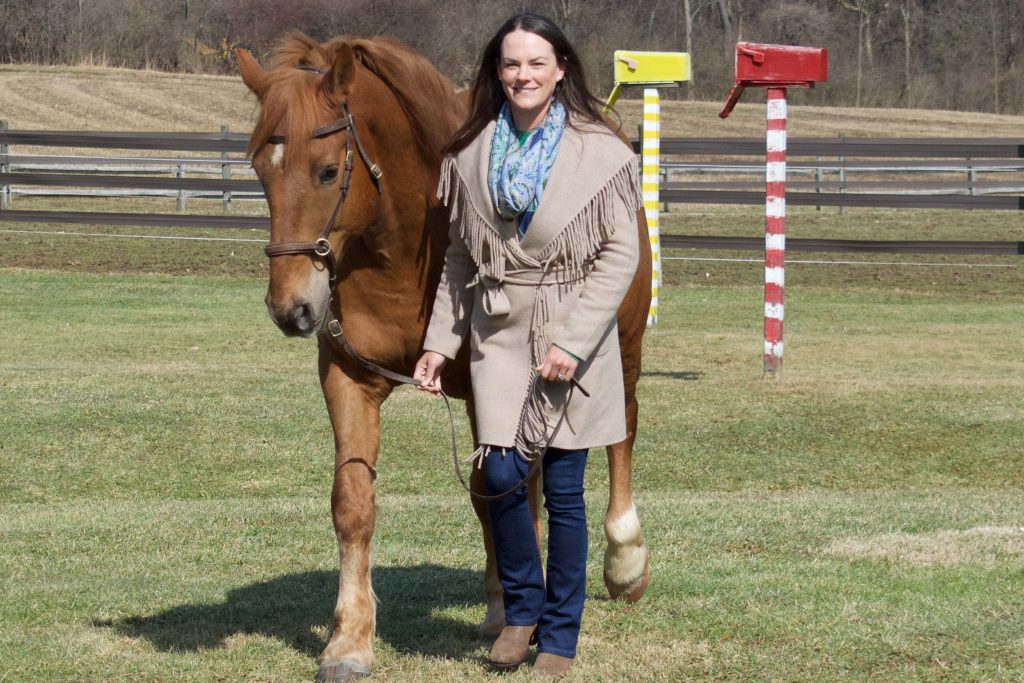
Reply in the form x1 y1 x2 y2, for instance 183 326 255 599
536 345 578 383
414 351 447 395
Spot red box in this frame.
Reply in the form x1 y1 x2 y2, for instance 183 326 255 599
735 42 828 86
719 42 828 118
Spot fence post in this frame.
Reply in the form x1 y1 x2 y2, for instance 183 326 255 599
1 120 10 209
221 124 232 211
177 164 186 212
838 134 846 215
966 156 976 197
815 156 823 211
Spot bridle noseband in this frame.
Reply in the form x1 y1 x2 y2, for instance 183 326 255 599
262 97 384 284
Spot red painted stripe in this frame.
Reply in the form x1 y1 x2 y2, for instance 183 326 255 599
765 181 786 196
764 317 783 341
767 118 787 130
765 251 785 270
765 282 784 303
765 216 785 232
766 151 787 163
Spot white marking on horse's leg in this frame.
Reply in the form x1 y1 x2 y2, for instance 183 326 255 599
270 143 284 168
323 535 375 670
603 504 648 588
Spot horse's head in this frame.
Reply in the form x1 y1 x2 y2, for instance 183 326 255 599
238 34 461 337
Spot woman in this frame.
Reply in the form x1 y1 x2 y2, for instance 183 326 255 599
413 12 641 678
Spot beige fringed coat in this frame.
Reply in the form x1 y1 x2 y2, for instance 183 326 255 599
423 119 641 450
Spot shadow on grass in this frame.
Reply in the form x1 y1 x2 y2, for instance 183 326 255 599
97 564 484 659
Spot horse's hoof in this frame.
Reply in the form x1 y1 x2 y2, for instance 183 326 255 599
316 659 371 682
604 552 650 603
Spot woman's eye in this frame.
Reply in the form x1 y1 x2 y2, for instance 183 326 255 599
318 166 339 185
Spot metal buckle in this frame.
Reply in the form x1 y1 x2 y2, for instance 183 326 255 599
314 238 332 257
369 164 383 180
327 319 343 337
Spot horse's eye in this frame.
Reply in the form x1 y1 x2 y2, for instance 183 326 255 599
318 165 339 185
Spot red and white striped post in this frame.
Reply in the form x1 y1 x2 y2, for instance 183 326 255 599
719 42 827 374
764 87 787 374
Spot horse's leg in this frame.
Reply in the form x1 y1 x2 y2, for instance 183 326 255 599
470 466 505 639
603 383 650 602
316 347 390 683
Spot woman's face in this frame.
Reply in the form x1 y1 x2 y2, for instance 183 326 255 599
497 29 565 130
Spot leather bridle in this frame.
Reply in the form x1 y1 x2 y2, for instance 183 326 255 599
262 99 383 284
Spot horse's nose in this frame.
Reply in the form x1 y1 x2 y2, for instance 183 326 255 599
289 301 317 336
266 293 319 337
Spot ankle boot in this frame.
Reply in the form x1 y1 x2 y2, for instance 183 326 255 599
488 624 537 669
530 652 573 678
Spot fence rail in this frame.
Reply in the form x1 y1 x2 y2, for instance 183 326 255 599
2 129 1022 255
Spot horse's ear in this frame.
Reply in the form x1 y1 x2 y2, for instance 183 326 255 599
236 48 269 99
324 43 357 101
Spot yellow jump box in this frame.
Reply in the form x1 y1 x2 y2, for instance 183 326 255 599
606 51 691 109
614 50 692 84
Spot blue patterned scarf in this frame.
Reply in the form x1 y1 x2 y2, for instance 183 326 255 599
488 99 567 238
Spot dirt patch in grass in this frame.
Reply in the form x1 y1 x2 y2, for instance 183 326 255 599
824 526 1024 567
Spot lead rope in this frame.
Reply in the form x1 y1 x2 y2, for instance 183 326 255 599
322 318 576 502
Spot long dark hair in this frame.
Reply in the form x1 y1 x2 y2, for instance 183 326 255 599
444 13 610 156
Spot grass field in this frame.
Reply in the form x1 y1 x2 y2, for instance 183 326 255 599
2 64 1024 681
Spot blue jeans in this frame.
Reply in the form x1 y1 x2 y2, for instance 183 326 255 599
484 446 588 659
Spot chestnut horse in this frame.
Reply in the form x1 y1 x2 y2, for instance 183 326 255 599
237 34 650 682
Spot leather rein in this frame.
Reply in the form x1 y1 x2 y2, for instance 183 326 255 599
259 83 549 502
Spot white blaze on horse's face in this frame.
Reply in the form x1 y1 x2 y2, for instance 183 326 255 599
270 143 285 168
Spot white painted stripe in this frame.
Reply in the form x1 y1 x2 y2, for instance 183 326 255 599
642 139 660 149
767 98 787 120
764 340 784 356
766 130 787 153
765 233 786 251
766 161 786 182
765 266 785 286
270 144 284 168
766 196 786 218
765 302 784 320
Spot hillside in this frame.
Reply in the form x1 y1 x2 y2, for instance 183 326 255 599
3 63 1024 138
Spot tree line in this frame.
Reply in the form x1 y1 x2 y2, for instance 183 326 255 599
2 0 1021 114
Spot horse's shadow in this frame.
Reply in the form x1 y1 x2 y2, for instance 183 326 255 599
98 564 484 659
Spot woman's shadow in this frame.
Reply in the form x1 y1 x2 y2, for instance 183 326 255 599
98 564 485 659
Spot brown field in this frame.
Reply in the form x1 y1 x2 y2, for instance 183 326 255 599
3 62 1024 138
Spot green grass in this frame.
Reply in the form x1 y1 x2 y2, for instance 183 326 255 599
1 228 1022 681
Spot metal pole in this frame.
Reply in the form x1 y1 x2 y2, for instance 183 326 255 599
764 87 787 375
1 120 10 209
221 124 232 211
177 164 186 212
642 88 662 327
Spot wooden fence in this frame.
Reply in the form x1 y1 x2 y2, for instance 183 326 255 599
1 128 1022 255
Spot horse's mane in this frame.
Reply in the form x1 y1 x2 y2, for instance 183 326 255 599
248 32 464 169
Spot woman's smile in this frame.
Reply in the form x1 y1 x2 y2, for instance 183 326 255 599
498 29 565 131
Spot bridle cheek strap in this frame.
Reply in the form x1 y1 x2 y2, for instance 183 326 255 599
262 103 382 283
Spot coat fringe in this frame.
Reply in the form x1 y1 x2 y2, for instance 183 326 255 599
438 154 641 287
